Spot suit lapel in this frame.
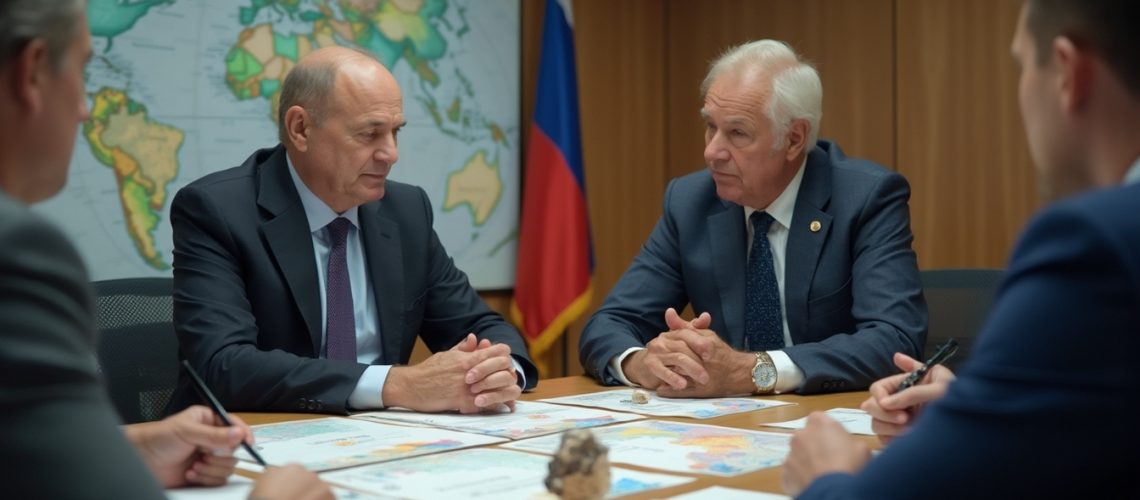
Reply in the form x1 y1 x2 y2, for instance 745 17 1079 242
359 201 405 365
784 148 833 341
710 202 747 348
257 146 323 354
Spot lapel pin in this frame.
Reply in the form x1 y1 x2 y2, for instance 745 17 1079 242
810 220 822 233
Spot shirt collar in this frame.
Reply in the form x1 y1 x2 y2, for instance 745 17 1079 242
1124 155 1140 186
744 158 807 230
286 154 359 233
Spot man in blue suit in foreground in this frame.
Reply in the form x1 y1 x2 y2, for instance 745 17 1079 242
783 0 1140 497
579 40 927 397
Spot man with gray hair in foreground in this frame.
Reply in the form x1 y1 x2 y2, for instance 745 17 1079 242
580 39 927 398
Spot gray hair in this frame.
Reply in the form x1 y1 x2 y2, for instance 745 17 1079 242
0 0 85 72
701 40 823 149
277 59 335 144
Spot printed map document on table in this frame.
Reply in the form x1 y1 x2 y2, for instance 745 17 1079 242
668 486 790 499
540 388 793 419
321 448 694 499
502 420 792 477
763 408 875 436
352 400 644 439
235 417 505 471
166 476 380 500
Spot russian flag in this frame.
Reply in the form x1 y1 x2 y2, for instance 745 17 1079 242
511 0 593 377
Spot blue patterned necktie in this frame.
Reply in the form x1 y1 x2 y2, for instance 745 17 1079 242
325 217 356 361
745 211 784 351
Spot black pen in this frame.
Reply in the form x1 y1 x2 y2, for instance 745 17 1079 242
181 360 268 467
897 338 959 392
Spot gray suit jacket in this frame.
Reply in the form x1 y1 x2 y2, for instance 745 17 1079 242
167 145 537 414
580 141 927 393
0 192 164 498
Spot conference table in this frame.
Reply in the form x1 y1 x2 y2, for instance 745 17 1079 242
237 376 881 498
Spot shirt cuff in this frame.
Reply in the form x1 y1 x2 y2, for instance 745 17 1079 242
511 357 526 389
348 364 391 410
768 350 804 394
607 347 645 387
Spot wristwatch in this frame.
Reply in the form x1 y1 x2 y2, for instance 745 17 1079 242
751 351 777 394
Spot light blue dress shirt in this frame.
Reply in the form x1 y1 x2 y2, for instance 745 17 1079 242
287 157 525 409
287 158 389 409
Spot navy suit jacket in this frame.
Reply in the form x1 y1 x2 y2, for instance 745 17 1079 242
167 145 537 414
802 182 1140 498
580 141 927 393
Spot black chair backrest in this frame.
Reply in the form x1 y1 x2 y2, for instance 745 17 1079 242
92 277 178 424
920 269 1004 372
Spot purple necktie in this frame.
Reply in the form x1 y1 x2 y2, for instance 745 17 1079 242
325 217 356 361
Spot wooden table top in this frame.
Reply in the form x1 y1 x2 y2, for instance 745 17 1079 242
236 376 880 498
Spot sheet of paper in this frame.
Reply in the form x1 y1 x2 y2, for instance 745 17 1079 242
352 400 644 439
668 486 791 499
166 475 253 500
235 417 505 471
503 420 791 477
321 447 693 499
166 476 378 500
763 408 875 436
540 388 793 419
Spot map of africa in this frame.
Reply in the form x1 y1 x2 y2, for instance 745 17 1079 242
36 0 520 288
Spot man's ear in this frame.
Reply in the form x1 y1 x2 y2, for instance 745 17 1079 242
283 105 311 152
784 118 810 161
10 38 50 115
1053 36 1092 114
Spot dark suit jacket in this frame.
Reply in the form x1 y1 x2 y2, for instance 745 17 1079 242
0 192 165 498
802 182 1140 498
580 140 927 393
167 145 537 414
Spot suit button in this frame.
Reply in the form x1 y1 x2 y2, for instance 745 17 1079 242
821 381 831 390
298 399 307 410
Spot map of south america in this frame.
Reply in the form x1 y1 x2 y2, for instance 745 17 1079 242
83 88 183 270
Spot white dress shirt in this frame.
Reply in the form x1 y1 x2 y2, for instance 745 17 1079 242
611 161 808 393
1125 156 1140 185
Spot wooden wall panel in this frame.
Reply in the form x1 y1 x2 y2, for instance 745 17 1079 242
560 0 667 375
895 0 1037 269
415 0 1034 374
665 0 896 182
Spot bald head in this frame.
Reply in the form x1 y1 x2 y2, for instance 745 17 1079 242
279 46 404 213
277 46 398 145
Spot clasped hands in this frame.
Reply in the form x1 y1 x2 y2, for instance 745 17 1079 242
622 308 755 397
385 333 521 414
780 352 956 496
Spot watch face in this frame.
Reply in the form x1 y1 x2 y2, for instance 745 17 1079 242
753 360 776 390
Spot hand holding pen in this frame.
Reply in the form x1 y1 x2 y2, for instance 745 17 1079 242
182 360 268 466
860 344 958 445
897 338 959 391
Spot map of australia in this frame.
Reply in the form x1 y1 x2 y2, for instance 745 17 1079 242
41 0 520 288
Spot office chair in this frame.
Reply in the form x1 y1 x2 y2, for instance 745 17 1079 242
920 269 1004 371
92 277 179 424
